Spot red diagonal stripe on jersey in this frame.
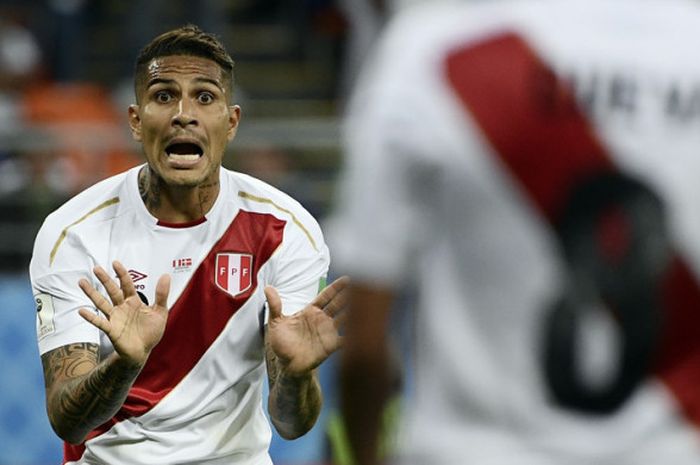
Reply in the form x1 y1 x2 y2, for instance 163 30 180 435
445 32 700 426
64 211 285 463
445 32 613 221
656 258 700 425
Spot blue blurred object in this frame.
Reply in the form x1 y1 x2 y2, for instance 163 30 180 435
0 273 62 465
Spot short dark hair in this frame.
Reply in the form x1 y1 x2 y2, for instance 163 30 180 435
134 24 235 101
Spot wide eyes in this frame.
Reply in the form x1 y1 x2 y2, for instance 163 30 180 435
153 90 216 105
155 91 173 104
197 92 214 105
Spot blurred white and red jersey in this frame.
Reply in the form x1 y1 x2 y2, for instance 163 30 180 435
329 0 700 463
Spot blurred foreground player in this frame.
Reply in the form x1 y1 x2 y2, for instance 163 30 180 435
330 1 700 464
30 25 347 464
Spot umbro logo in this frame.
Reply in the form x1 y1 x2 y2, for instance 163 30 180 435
127 269 148 283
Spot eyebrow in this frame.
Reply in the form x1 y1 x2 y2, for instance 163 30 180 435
194 77 225 90
146 77 225 91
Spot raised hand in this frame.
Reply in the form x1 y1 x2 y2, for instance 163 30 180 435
265 276 349 376
78 261 171 367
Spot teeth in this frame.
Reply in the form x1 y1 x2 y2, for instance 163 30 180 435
167 153 200 161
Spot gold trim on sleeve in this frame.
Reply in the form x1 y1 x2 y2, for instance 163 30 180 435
49 197 120 266
238 191 318 251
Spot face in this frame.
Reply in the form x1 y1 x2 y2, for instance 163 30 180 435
128 55 240 188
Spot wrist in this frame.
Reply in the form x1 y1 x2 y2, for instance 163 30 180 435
109 351 147 372
277 365 316 380
278 366 315 382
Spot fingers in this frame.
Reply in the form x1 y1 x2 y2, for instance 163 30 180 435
322 286 349 319
93 265 124 306
113 261 137 298
333 310 348 330
79 278 113 317
78 307 112 333
153 274 171 310
312 276 350 312
264 276 350 323
84 261 139 309
265 285 282 321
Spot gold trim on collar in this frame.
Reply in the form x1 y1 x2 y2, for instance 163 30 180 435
238 191 318 251
49 197 120 266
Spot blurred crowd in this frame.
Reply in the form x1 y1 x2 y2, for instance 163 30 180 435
0 0 386 271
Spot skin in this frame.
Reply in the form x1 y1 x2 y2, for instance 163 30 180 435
265 277 349 439
41 262 170 444
128 54 240 223
41 54 347 445
340 284 395 465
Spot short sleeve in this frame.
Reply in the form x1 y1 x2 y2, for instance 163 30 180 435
266 206 330 317
29 221 100 355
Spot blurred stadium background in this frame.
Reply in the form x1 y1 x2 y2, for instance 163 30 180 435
0 0 364 463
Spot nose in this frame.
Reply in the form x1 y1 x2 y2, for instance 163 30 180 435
171 98 198 128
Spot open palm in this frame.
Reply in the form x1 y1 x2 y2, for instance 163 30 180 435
266 276 349 375
78 261 171 367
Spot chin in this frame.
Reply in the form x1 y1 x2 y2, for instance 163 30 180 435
152 159 218 188
168 174 208 188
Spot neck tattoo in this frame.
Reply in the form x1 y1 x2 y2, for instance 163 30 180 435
138 167 161 212
198 180 219 213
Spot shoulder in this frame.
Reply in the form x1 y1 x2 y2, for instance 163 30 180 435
380 1 525 51
223 168 326 252
39 170 129 236
30 169 132 273
224 168 320 226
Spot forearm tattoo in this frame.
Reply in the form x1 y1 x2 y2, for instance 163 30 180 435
265 342 322 438
41 343 141 442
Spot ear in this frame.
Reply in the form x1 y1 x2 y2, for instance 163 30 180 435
128 105 142 142
227 105 241 141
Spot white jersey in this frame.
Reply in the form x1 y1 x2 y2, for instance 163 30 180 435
30 165 329 465
329 0 700 463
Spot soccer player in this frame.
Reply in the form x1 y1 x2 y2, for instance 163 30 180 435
330 1 700 464
30 25 347 465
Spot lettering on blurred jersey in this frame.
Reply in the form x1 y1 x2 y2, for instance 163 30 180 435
535 64 700 126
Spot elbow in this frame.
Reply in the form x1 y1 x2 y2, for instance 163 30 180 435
63 433 88 446
272 417 316 440
270 404 320 441
50 423 86 445
274 426 305 441
47 410 86 445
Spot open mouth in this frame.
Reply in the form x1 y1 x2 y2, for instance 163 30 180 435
165 142 204 161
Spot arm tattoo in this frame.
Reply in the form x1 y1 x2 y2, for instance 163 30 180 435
41 343 142 444
265 342 280 387
42 343 98 389
265 339 322 439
